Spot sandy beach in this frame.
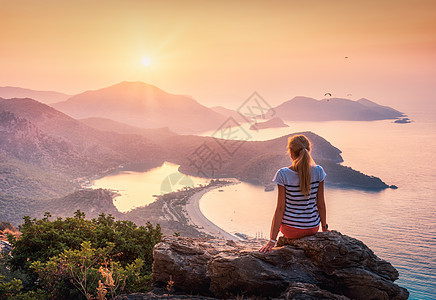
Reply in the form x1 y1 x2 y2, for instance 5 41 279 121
184 181 240 241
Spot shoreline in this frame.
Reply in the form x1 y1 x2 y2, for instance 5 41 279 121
184 180 240 241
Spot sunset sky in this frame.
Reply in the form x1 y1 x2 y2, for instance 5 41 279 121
1 0 435 111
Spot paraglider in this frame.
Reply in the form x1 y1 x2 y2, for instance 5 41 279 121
324 93 332 97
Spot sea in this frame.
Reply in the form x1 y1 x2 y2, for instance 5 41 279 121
92 108 435 299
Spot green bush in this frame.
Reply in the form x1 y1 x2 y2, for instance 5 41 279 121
0 275 22 299
30 241 148 299
5 211 161 299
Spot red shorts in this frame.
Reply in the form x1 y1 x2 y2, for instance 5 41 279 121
280 224 319 239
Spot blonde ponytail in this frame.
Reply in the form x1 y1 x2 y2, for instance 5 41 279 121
287 135 315 196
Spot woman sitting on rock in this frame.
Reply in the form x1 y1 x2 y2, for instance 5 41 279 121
260 135 328 253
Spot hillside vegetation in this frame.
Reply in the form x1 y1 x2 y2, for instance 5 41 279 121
1 212 161 299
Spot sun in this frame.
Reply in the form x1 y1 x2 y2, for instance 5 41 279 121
141 57 151 67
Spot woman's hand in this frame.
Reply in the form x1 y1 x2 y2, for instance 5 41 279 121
259 240 276 253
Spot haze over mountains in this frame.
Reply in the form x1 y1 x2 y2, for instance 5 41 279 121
0 97 168 202
0 97 165 172
2 82 405 135
53 81 227 134
1 82 401 225
0 86 71 104
269 96 404 121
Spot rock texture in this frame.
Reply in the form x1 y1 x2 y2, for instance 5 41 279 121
152 231 409 299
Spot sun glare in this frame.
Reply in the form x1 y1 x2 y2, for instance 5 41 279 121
141 57 151 67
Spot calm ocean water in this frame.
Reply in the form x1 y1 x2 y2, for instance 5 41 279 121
91 162 208 212
93 108 435 299
200 108 436 299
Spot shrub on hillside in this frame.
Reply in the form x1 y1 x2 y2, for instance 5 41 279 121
4 211 161 299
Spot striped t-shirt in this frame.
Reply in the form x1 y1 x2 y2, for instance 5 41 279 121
272 165 326 229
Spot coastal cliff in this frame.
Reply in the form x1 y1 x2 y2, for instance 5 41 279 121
144 231 409 299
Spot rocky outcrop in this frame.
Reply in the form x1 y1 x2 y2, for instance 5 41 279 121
152 231 409 299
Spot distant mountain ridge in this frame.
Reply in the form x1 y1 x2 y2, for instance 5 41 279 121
269 96 404 121
80 117 177 141
53 81 227 134
0 98 169 196
0 96 392 191
1 96 394 226
7 82 406 130
0 97 164 169
209 106 247 123
0 86 71 104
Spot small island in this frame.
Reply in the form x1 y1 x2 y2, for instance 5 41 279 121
249 117 289 130
394 117 412 124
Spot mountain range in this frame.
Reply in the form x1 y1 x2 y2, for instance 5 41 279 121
2 82 405 134
0 86 71 104
0 97 166 174
0 83 399 226
53 81 227 134
0 97 170 204
268 96 404 121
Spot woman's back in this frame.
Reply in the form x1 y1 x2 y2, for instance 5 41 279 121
273 165 326 229
260 134 328 253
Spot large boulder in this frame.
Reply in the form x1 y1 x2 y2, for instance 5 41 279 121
152 231 409 299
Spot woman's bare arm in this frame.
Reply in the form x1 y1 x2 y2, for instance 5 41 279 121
316 180 328 231
259 184 286 253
